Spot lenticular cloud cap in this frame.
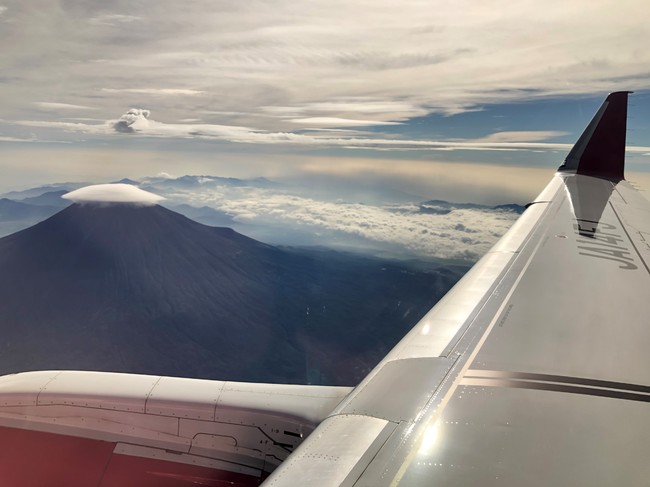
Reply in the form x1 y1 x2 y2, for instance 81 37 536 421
62 183 165 205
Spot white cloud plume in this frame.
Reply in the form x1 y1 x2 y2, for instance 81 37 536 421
63 183 165 205
112 108 152 133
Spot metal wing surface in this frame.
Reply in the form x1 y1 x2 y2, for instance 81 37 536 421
263 92 650 486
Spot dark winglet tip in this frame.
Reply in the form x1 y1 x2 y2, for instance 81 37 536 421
604 91 633 106
560 91 631 181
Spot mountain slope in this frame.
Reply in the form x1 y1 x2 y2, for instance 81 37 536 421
0 204 463 384
0 198 64 237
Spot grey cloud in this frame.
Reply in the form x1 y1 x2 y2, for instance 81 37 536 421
89 14 141 26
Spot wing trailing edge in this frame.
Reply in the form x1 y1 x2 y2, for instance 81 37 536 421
559 91 632 181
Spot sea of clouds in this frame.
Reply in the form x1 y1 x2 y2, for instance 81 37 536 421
153 180 520 262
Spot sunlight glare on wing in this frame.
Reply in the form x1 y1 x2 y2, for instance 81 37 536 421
417 420 441 456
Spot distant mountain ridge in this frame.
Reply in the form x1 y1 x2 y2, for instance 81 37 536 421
419 199 526 215
0 198 65 237
140 174 279 191
0 202 463 385
19 190 72 208
0 183 86 200
0 198 56 219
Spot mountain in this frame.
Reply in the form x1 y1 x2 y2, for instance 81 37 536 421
0 198 56 220
0 183 85 200
0 203 464 385
112 178 140 185
140 175 279 193
0 198 64 237
493 203 526 213
167 203 236 227
19 190 71 208
419 199 526 215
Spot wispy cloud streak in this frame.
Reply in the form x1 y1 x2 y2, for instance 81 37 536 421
11 110 650 154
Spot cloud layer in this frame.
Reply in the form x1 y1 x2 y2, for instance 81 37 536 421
1 0 649 131
157 182 519 261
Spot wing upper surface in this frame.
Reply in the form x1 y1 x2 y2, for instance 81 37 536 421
389 174 650 486
263 92 650 486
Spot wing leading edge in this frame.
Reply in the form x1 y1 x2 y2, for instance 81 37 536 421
263 92 650 486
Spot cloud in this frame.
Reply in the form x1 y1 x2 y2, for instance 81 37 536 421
88 14 141 26
263 99 430 122
0 134 71 144
473 131 570 143
34 102 92 110
102 88 204 96
0 135 31 142
0 6 7 16
12 119 110 134
3 0 649 137
289 117 402 127
63 183 165 205
272 100 429 116
169 185 519 261
112 108 152 133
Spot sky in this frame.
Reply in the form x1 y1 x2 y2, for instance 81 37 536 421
1 0 650 205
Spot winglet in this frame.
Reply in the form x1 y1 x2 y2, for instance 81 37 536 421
559 91 632 180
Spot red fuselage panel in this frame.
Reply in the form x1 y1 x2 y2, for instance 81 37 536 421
0 426 262 487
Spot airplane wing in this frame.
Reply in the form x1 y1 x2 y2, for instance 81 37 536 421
0 371 351 486
262 91 650 486
1 92 648 486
